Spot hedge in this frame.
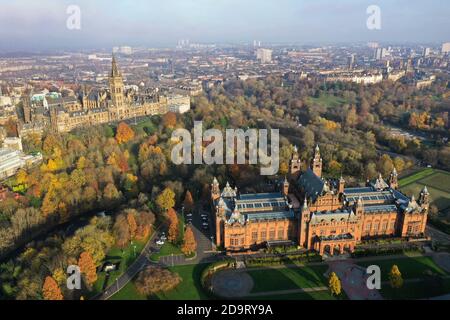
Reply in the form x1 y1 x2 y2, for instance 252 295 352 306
245 252 322 267
351 245 423 258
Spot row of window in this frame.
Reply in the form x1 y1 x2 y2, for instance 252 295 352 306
251 228 289 241
230 228 291 246
364 221 395 232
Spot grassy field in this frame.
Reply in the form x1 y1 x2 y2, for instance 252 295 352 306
91 235 149 296
357 255 450 299
399 168 450 215
110 263 210 300
306 94 347 108
149 242 183 262
248 265 329 293
380 278 450 300
356 256 448 282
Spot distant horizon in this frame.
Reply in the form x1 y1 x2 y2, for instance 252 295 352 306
0 40 448 55
0 0 449 52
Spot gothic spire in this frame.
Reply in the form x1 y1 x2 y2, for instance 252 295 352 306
111 54 120 77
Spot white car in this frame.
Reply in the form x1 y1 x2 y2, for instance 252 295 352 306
186 213 193 217
156 239 165 245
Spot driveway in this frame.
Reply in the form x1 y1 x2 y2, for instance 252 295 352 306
327 261 383 300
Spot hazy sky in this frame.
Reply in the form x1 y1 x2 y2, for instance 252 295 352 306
0 0 449 51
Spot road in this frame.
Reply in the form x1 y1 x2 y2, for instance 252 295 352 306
95 226 160 300
97 205 223 299
159 203 220 267
426 225 450 244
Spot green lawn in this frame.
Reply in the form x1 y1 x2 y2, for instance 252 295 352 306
307 94 347 108
399 168 435 187
356 256 448 282
248 265 329 293
399 168 450 228
110 263 210 300
91 236 149 296
149 242 183 262
381 278 450 300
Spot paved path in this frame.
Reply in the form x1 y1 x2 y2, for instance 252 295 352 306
327 261 383 300
426 225 450 244
244 287 328 297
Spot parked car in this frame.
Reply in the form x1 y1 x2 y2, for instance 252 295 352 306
156 239 165 245
186 219 192 224
186 213 193 217
201 213 208 218
202 225 209 230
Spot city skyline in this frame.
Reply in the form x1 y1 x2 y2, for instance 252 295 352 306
0 0 449 51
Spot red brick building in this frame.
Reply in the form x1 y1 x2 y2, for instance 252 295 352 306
212 146 430 255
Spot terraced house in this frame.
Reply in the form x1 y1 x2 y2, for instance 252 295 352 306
212 146 430 255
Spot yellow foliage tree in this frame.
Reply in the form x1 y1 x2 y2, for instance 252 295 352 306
156 187 176 212
328 272 341 296
389 265 403 289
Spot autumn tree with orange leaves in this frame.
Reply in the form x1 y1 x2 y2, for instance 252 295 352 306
115 122 135 144
162 112 177 128
182 226 197 255
167 208 179 243
127 211 137 239
42 276 64 300
78 251 98 286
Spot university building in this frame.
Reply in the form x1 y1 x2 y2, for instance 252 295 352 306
212 146 429 256
21 56 190 133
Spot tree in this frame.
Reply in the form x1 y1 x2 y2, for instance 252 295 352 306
78 251 98 286
113 215 130 248
115 122 135 144
167 208 179 243
42 276 64 300
183 190 194 213
389 265 403 289
182 226 197 255
135 266 181 295
328 272 341 296
156 187 175 212
16 169 28 185
127 211 137 239
162 112 177 128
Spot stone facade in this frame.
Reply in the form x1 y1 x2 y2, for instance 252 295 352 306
213 146 429 256
21 56 189 133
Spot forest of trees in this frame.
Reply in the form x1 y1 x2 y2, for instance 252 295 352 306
0 72 449 299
